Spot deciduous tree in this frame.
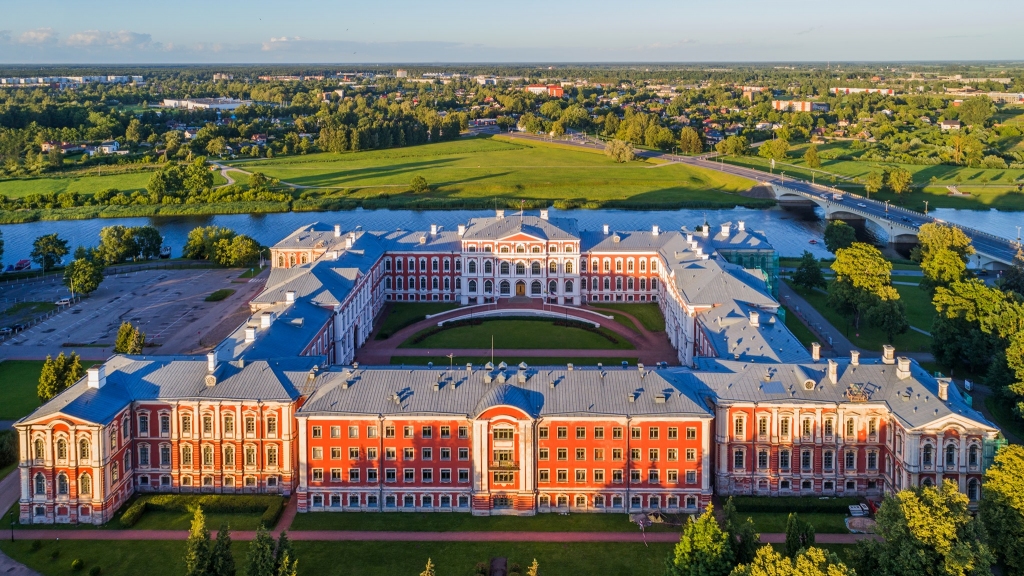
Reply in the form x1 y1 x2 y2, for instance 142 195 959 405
827 242 903 329
823 221 856 254
410 175 429 193
184 226 236 260
214 235 261 268
980 444 1024 576
63 257 104 295
666 505 733 576
731 545 854 576
604 139 635 163
865 171 884 195
679 127 703 154
803 145 821 169
31 233 69 271
914 223 975 292
792 251 826 291
886 167 913 195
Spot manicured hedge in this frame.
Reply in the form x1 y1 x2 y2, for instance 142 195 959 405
730 496 861 515
119 494 286 527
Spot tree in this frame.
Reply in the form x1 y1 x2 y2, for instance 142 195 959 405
526 559 540 576
410 175 429 193
419 558 436 576
828 243 903 329
184 157 214 193
206 137 227 157
886 167 913 195
716 136 748 156
792 251 827 291
666 505 733 576
914 223 975 292
0 228 4 268
803 145 821 169
31 233 69 272
758 139 789 162
273 531 293 575
550 121 566 138
246 526 276 576
679 127 703 154
132 226 164 260
63 257 104 295
823 220 856 253
184 226 236 260
723 497 759 566
865 171 884 195
214 235 262 268
849 480 993 576
114 321 145 354
1001 248 1024 297
37 352 84 401
730 545 854 576
959 96 995 127
604 139 635 163
784 513 815 558
183 507 211 576
125 118 144 143
97 226 139 265
980 444 1024 576
867 297 911 342
209 524 237 576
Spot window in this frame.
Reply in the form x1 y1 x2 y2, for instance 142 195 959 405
203 445 214 466
34 473 45 495
385 469 397 483
539 469 550 482
923 444 933 467
312 447 323 460
667 427 678 440
780 418 790 437
630 469 641 483
667 448 678 461
575 448 585 461
422 448 432 460
846 418 855 437
780 450 790 469
539 448 549 460
649 427 659 440
203 414 213 435
557 427 567 439
181 445 193 467
557 448 568 461
458 448 469 460
648 448 659 461
404 426 413 438
441 448 451 460
57 473 68 495
245 417 256 437
734 418 744 438
945 445 956 467
557 469 568 483
111 462 119 483
631 427 641 440
79 473 91 495
459 469 470 483
224 446 235 467
758 417 768 437
845 451 856 470
139 445 150 467
494 428 513 440
384 426 395 439
576 427 586 440
801 450 812 470
332 447 343 460
686 427 696 440
686 448 697 462
824 450 834 470
758 450 768 469
594 469 605 483
649 469 660 483
139 414 149 435
733 449 744 470
576 469 587 482
968 478 979 501
56 438 67 460
404 469 414 483
245 445 256 466
969 445 979 467
612 470 623 483
613 427 623 439
867 452 877 470
539 427 549 439
440 426 450 439
312 468 324 482
612 449 622 461
824 419 834 437
631 448 641 461
802 419 812 437
349 469 360 482
404 448 414 460
350 448 361 460
349 426 359 439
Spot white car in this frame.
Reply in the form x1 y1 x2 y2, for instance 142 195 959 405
55 298 71 306
857 203 867 207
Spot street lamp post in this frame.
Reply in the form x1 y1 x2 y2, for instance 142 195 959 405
885 200 890 213
924 200 929 215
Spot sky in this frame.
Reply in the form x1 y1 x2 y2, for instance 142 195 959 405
1 0 1023 64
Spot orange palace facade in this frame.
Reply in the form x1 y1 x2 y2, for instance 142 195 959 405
15 211 1000 523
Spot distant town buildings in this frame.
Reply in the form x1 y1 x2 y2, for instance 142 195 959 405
771 100 829 113
525 84 565 97
395 69 409 78
940 120 962 131
830 88 895 96
212 73 234 81
162 97 252 111
0 75 143 88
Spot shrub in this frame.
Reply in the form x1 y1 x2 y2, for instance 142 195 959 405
89 567 102 576
475 562 489 575
205 289 235 302
30 540 42 551
71 559 84 571
119 494 286 527
260 497 286 527
119 498 148 527
51 549 60 559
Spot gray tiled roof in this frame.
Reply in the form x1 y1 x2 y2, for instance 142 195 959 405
272 222 348 251
695 225 774 252
690 358 995 430
663 254 777 308
373 229 462 252
698 303 812 364
462 215 579 241
220 299 334 362
20 355 322 426
298 365 713 419
580 230 678 252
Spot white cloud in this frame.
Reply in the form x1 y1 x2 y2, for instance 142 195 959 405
64 30 152 49
18 28 56 44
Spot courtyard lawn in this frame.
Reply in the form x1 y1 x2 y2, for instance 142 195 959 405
0 539 676 576
399 319 635 350
390 355 641 367
225 136 760 209
289 510 682 533
126 509 268 531
0 171 153 199
894 284 936 332
588 303 666 332
785 282 933 353
375 302 460 339
742 512 850 534
0 360 101 420
781 305 817 347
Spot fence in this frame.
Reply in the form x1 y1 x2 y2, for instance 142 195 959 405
0 260 217 290
0 295 83 343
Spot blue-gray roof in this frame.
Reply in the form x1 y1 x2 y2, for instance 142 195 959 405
462 215 579 241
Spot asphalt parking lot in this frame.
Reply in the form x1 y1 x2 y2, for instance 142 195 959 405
0 268 265 359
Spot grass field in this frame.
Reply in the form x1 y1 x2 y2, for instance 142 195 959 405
722 147 1024 211
984 396 1024 443
781 305 817 347
0 539 676 576
204 288 236 302
0 171 153 198
390 355 641 367
375 303 460 339
894 284 936 331
0 360 100 420
227 136 760 208
399 319 635 350
289 510 682 532
588 303 666 332
785 282 932 352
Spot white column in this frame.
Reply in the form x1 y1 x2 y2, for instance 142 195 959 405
473 420 488 492
519 420 533 493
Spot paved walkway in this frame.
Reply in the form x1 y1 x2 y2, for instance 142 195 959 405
357 301 677 365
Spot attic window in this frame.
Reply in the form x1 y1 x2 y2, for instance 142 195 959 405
803 380 815 391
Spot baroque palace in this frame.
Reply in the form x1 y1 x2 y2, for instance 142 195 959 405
16 210 999 524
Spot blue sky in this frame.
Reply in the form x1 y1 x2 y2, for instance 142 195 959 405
1 0 1022 63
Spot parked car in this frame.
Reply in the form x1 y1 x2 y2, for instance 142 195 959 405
0 327 12 335
55 298 71 306
10 323 26 331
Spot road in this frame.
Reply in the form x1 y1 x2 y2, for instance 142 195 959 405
489 128 1022 267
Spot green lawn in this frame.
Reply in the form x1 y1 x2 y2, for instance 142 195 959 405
894 284 935 332
390 355 641 367
781 305 817 347
289 510 682 533
742 512 850 534
0 539 676 576
0 171 153 199
238 265 268 278
588 303 666 332
722 150 1024 211
204 289 236 302
375 303 460 339
400 319 635 350
984 396 1024 444
0 360 102 420
0 461 16 481
1 301 57 318
785 282 933 352
128 509 267 531
226 136 759 208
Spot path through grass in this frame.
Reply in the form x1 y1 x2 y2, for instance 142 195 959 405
400 319 634 350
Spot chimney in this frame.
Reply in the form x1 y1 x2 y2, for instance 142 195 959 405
207 351 218 372
686 233 693 242
87 365 106 389
244 327 256 343
721 223 731 238
458 224 466 236
702 226 710 238
430 224 438 236
811 342 820 362
937 378 950 401
882 345 896 364
334 224 341 238
695 247 703 257
567 363 574 371
652 224 659 236
738 221 745 232
496 209 505 219
540 208 549 220
850 350 859 365
285 290 296 303
349 231 356 242
419 236 427 245
897 356 911 380
261 311 274 329
827 359 838 384
749 310 759 327
603 224 609 235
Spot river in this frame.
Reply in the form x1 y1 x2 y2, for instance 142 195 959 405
0 206 1020 264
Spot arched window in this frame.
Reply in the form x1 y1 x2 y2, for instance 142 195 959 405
824 451 834 470
968 478 979 501
181 414 192 435
549 280 557 294
968 445 979 467
34 473 45 495
288 254 296 267
79 438 90 461
245 445 257 466
516 262 527 275
484 280 493 294
56 439 68 460
455 278 462 290
922 444 933 467
34 438 44 460
549 261 557 273
468 280 477 293
639 259 646 272
516 245 525 253
182 445 193 467
615 277 623 291
627 259 634 272
300 254 308 264
500 246 509 254
267 446 279 467
277 255 284 267
385 277 392 289
531 246 541 253
57 473 68 495
846 418 855 437
266 416 277 437
111 462 119 483
468 260 477 274
396 277 403 290
565 261 573 274
79 473 91 495
640 278 647 291
484 261 493 274
922 477 933 487
627 277 634 290
431 277 439 290
500 262 510 275
650 259 658 272
603 277 610 290
500 281 511 296
945 445 956 467
531 281 542 296
224 446 235 467
203 445 214 466
565 280 574 293
824 419 834 436
651 278 658 290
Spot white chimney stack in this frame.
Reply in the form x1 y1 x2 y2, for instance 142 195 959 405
937 378 950 401
738 221 745 231
261 312 274 329
652 225 660 236
334 224 341 237
540 209 549 220
496 209 505 219
244 327 256 343
686 233 693 242
850 350 859 365
721 223 731 238
458 224 466 236
897 357 911 380
430 224 438 235
827 358 838 384
749 310 759 327
87 365 106 389
882 345 896 364
345 238 353 249
702 226 710 238
603 224 609 235
207 351 218 372
286 291 296 303
811 342 820 362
